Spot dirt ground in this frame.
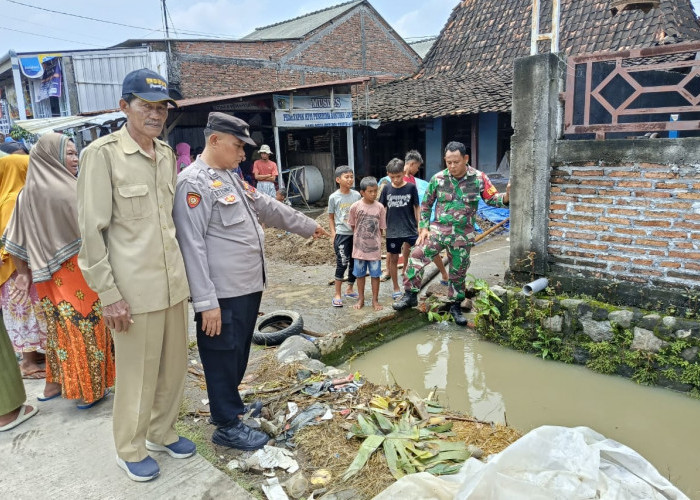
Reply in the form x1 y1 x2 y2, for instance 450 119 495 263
264 210 507 267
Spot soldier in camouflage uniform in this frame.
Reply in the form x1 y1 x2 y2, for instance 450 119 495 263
393 141 509 325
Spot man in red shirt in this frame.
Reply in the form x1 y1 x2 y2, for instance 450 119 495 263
252 144 278 197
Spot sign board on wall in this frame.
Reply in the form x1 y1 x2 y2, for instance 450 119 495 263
273 94 352 128
19 54 62 78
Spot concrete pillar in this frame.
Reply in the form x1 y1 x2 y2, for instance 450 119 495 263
425 117 443 179
509 53 561 279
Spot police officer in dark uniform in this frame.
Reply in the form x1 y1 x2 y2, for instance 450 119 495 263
173 113 327 450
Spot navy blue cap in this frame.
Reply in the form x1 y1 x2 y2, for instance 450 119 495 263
122 68 177 107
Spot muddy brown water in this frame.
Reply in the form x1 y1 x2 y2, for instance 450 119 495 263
344 325 700 498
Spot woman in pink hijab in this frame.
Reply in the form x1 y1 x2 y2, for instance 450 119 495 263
175 142 191 173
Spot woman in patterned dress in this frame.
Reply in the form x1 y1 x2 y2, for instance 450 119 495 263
2 133 115 407
0 146 49 378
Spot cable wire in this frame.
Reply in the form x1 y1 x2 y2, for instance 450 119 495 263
6 0 237 40
0 26 102 47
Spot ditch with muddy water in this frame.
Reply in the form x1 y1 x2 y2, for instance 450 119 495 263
344 324 700 498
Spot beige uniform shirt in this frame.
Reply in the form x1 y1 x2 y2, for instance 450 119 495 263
77 126 190 315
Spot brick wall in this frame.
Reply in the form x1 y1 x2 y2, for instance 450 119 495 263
172 40 295 60
548 155 700 290
289 9 418 74
162 5 419 98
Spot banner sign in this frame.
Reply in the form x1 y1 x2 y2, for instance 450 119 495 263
212 100 270 112
36 58 62 102
19 54 62 78
273 94 353 128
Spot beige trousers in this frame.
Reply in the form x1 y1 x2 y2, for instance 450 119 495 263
111 300 188 462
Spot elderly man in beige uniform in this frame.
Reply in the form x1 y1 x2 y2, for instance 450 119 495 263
77 68 195 482
173 112 327 451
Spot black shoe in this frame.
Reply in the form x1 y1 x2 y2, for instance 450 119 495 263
392 291 418 311
208 400 263 425
450 302 467 326
212 420 269 451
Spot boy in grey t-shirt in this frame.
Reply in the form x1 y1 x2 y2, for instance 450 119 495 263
328 165 361 307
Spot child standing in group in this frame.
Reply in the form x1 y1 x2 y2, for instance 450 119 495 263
348 177 387 311
379 158 420 299
328 166 361 307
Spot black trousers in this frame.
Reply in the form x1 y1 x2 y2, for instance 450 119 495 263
333 233 356 283
195 292 262 428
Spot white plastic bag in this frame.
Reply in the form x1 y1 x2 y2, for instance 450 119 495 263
373 426 689 500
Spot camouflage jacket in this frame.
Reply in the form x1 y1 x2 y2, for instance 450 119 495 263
420 167 507 239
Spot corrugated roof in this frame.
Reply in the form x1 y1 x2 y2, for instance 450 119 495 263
14 111 125 136
409 37 438 59
241 0 363 40
370 0 700 122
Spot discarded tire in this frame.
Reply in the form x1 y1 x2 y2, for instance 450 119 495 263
252 310 304 346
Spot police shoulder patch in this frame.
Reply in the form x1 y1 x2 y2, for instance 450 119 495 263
187 192 201 208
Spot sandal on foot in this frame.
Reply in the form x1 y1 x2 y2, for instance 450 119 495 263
440 280 449 286
392 291 403 299
0 404 38 431
37 392 61 402
77 388 111 410
21 369 46 380
332 298 343 307
344 292 359 299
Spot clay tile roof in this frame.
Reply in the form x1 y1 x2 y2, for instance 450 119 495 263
368 0 700 122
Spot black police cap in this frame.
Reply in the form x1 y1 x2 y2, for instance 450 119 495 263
206 112 256 146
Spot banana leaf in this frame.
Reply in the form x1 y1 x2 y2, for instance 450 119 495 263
394 439 417 474
372 411 394 433
342 434 385 481
425 463 463 475
382 438 404 479
421 449 471 466
357 413 379 436
425 421 454 433
370 395 390 410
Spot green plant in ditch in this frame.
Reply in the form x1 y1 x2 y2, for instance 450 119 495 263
469 275 502 329
585 341 621 375
532 329 562 360
426 301 453 323
626 350 658 386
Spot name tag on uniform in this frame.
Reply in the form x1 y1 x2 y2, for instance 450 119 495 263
211 186 234 199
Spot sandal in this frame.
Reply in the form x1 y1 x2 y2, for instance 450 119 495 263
37 392 61 402
332 298 343 307
0 404 38 432
440 280 449 286
392 291 403 299
77 388 111 410
21 368 46 380
344 292 359 299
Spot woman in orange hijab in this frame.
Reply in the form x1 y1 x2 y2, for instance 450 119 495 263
0 144 48 379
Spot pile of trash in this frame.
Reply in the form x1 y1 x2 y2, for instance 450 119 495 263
208 350 519 500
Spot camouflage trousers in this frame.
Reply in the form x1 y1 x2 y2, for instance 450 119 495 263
403 233 472 301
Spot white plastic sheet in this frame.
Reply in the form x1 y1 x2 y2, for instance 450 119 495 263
373 426 689 500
